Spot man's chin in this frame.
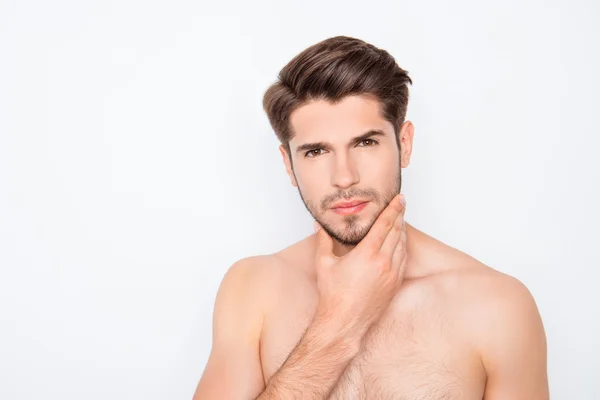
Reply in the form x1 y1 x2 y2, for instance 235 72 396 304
319 223 370 247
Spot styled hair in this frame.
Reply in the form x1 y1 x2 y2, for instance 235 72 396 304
262 35 412 155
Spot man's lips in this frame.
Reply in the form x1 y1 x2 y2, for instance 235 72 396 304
330 200 369 209
330 200 370 215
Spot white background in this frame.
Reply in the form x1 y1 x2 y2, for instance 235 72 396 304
1 0 599 398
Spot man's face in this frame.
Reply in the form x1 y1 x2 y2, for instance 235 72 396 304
281 95 412 246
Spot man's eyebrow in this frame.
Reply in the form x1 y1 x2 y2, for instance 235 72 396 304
294 129 387 154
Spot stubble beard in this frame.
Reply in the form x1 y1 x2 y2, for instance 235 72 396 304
296 168 402 247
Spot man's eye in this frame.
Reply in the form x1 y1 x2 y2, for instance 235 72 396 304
359 138 378 147
305 149 324 157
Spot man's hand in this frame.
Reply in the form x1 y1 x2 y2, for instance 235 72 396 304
313 193 408 338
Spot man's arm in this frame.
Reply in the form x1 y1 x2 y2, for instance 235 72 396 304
256 307 362 399
192 258 267 399
480 275 549 399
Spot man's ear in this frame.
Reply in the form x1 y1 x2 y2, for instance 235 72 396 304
279 144 298 187
399 120 415 168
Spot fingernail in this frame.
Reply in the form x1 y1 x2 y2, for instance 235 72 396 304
313 221 320 232
400 194 406 206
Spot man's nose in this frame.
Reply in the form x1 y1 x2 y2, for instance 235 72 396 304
330 154 359 189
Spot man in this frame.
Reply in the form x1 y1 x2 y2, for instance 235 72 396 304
193 36 549 399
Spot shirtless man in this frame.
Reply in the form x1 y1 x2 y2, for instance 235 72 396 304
193 36 549 399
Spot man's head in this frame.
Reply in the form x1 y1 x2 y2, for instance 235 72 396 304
262 36 414 247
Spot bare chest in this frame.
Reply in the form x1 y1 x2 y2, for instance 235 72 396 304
260 284 485 400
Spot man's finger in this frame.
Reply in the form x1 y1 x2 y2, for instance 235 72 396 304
391 219 408 277
360 194 405 251
380 210 404 259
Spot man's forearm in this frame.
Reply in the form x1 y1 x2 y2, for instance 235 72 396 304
255 309 363 399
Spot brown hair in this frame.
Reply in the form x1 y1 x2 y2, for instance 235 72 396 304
262 35 412 155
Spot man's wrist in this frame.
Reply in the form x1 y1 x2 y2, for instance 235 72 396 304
308 306 365 358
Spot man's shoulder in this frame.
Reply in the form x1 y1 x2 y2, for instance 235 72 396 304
470 266 541 329
435 254 536 314
420 234 532 301
223 240 310 291
448 260 535 306
456 264 546 388
439 259 544 356
223 254 284 287
422 241 539 327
